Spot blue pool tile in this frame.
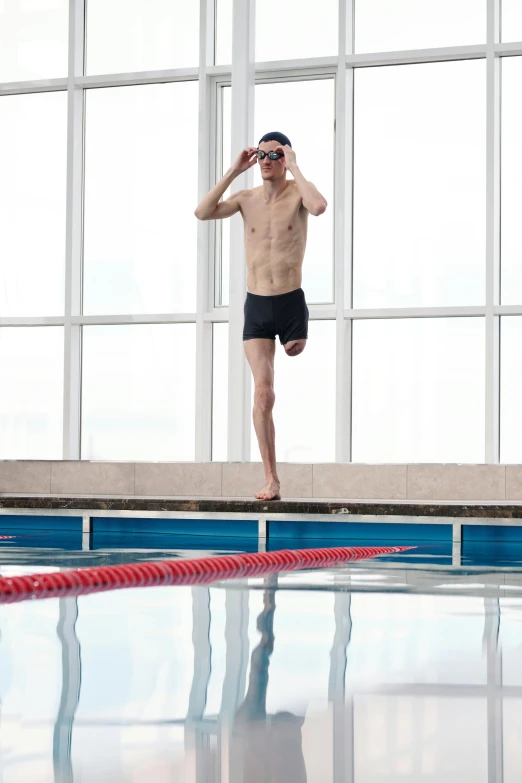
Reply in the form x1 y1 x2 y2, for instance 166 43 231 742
463 524 522 543
93 531 258 553
0 515 82 532
268 521 452 542
94 517 258 538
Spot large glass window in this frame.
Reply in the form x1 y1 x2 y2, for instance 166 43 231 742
218 79 335 307
354 0 486 53
353 60 486 309
83 82 198 315
0 91 67 317
81 325 196 460
500 56 522 305
352 318 485 463
0 327 64 459
250 320 336 463
0 0 68 83
85 0 199 75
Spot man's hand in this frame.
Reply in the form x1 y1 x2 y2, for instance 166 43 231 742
232 147 258 175
276 144 297 171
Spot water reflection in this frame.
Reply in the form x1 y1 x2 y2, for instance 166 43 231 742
232 582 307 783
0 567 520 781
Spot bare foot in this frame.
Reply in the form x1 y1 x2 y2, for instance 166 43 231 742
254 479 281 501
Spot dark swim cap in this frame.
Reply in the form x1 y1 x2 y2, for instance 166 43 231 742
258 131 292 148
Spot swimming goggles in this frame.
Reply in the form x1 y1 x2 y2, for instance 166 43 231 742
256 150 284 160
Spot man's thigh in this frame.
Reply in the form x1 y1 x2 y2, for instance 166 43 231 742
243 338 276 388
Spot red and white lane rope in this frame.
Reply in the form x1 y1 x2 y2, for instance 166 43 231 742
0 545 413 604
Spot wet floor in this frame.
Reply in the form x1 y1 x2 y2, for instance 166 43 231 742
0 544 520 781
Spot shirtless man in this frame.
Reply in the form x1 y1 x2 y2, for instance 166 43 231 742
195 132 327 501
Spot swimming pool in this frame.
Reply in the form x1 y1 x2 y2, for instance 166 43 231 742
0 526 520 782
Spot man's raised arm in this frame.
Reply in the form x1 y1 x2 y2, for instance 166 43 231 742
194 147 257 220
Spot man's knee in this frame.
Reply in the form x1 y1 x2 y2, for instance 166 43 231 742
254 384 275 412
284 339 306 357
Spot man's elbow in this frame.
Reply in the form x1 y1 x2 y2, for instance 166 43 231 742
310 200 327 217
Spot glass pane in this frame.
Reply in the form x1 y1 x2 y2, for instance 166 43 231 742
0 327 63 459
0 92 67 316
500 317 522 463
83 83 198 315
500 57 522 305
212 323 229 461
353 60 486 308
81 324 196 460
354 0 486 53
215 0 337 65
85 0 199 74
256 0 337 63
215 0 232 66
501 0 522 42
0 0 68 83
352 318 485 463
250 320 336 463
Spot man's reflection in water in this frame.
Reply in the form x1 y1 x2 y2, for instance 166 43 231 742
232 587 307 783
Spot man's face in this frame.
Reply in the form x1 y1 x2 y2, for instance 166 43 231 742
258 141 286 180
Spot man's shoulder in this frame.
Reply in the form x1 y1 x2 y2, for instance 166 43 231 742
232 186 257 200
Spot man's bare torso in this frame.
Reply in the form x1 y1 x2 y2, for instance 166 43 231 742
238 180 308 296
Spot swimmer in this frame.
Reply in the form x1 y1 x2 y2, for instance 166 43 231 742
195 132 328 501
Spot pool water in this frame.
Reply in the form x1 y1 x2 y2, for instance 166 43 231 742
0 540 520 782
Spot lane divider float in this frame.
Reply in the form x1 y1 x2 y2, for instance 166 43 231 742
0 545 413 604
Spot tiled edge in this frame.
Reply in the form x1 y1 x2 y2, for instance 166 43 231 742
0 461 51 494
506 466 522 501
312 464 407 500
407 465 506 501
50 462 135 496
134 462 222 497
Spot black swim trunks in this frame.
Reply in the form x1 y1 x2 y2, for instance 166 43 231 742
243 287 309 344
